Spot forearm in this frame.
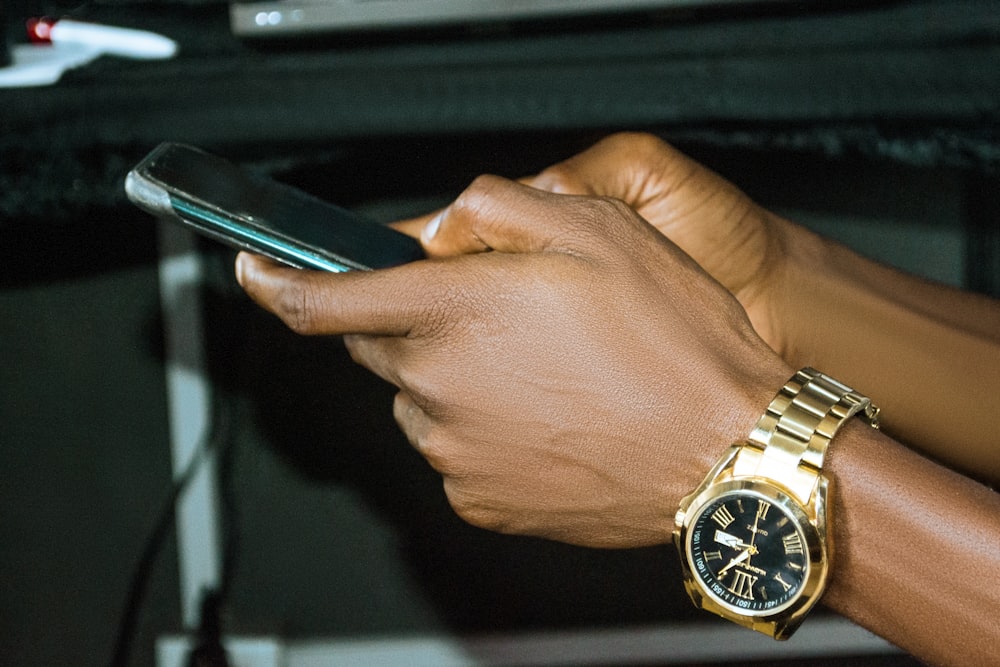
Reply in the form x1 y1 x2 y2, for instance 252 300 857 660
762 217 1000 483
824 421 1000 666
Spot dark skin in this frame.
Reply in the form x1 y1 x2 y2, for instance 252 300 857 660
502 134 1000 483
236 134 1000 666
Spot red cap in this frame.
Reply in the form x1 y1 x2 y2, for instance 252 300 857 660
26 17 57 44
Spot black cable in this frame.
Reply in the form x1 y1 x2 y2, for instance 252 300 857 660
108 368 237 667
184 248 244 667
109 246 240 667
181 403 237 667
108 425 213 667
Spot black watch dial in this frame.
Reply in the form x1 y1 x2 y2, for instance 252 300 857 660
687 490 810 613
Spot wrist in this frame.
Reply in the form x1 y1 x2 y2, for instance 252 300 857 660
661 354 794 536
741 215 840 367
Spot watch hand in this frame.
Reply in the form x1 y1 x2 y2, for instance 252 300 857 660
717 548 752 576
746 508 763 566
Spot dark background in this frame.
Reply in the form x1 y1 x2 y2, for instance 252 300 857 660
2 1 998 665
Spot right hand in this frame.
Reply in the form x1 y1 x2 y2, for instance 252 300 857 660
237 175 792 548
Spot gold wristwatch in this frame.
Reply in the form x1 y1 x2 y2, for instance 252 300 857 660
673 368 879 639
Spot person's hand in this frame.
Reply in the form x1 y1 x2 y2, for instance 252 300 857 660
236 175 791 548
482 134 1000 485
403 133 792 354
527 133 789 355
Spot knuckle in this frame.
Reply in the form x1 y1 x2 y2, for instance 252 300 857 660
570 194 637 240
455 506 500 533
342 333 368 364
275 284 324 335
443 482 507 533
590 193 634 219
549 195 650 265
603 131 667 155
449 174 506 223
413 430 456 475
454 174 493 206
466 173 506 196
390 394 458 475
393 357 436 399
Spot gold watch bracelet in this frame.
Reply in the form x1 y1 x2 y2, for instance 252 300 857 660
732 367 880 505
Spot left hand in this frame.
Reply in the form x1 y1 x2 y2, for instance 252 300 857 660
236 175 790 548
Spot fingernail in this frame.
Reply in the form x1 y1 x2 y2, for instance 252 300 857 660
422 212 442 243
234 252 248 287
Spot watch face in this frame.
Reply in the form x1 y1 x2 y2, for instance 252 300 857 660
686 489 810 615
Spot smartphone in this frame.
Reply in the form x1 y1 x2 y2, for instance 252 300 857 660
125 142 426 272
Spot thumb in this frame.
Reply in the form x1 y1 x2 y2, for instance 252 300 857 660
424 174 605 257
419 208 490 258
389 208 492 259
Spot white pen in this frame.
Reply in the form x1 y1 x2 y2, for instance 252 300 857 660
27 17 178 60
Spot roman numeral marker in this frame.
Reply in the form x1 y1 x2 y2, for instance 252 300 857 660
728 571 758 600
711 505 736 529
782 532 804 555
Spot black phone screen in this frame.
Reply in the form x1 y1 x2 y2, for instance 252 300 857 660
131 143 425 271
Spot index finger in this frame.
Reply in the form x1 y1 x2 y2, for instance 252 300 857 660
235 252 442 337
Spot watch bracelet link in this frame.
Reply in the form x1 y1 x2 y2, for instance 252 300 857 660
731 367 880 504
